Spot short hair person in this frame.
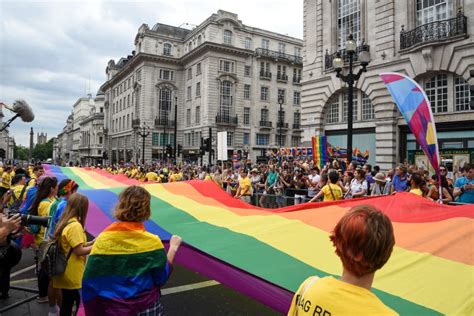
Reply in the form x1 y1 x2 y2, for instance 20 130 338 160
288 205 397 315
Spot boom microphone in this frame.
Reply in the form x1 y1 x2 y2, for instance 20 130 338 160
12 100 35 122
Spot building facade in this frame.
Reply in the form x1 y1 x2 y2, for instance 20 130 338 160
37 132 47 145
100 10 303 164
302 0 473 170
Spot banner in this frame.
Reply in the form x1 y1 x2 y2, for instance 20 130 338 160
311 136 328 169
217 131 228 161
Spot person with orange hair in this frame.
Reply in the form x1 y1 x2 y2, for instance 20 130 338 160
288 205 397 315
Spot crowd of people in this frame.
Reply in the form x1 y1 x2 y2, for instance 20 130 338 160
0 158 472 315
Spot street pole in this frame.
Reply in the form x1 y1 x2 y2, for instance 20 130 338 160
208 126 212 166
137 124 149 165
174 96 178 161
347 53 354 162
163 110 167 162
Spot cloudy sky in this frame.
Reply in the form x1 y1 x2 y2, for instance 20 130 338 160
0 0 303 146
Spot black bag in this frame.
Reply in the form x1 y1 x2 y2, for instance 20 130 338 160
38 238 73 277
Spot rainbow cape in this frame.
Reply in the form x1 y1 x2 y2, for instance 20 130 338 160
44 165 474 315
82 222 171 315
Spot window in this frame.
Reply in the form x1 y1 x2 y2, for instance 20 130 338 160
293 112 301 126
337 0 361 49
187 86 192 100
159 88 172 121
262 38 269 50
256 134 269 146
425 74 448 113
188 42 193 51
195 106 200 124
219 60 235 73
243 133 250 145
278 110 285 124
294 47 301 57
277 65 287 80
196 63 201 75
342 93 358 122
326 99 340 123
152 132 159 146
276 135 286 147
244 84 251 99
187 68 192 80
293 68 302 83
260 108 269 122
416 0 450 26
454 75 473 112
244 107 250 125
260 87 269 101
260 62 270 73
245 65 251 76
278 43 286 54
293 92 301 105
245 37 252 49
196 82 201 97
224 30 233 45
186 109 191 126
126 114 130 128
99 136 103 144
227 132 233 147
291 136 300 147
278 89 286 103
163 43 172 56
362 92 374 120
219 80 233 119
159 69 174 81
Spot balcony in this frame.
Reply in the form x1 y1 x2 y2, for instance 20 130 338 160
277 73 288 82
216 114 238 126
324 44 370 70
260 70 272 80
255 48 303 65
400 13 467 51
293 76 302 84
276 122 289 129
154 117 175 127
132 119 140 129
292 123 302 130
259 121 272 129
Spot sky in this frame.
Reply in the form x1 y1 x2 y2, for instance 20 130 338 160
0 0 303 146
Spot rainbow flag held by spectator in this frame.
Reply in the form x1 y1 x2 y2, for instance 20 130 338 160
312 135 328 169
44 164 474 315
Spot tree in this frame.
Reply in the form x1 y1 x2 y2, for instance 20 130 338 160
32 139 53 161
14 145 30 161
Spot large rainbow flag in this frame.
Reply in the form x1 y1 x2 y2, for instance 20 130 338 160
44 165 474 315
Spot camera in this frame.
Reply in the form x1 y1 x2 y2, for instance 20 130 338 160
7 210 50 227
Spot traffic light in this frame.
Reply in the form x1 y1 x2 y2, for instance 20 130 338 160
177 144 183 156
166 145 172 157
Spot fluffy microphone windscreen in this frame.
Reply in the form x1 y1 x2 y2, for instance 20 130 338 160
13 100 34 122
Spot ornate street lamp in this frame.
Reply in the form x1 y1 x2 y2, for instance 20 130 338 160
136 122 150 165
333 34 370 163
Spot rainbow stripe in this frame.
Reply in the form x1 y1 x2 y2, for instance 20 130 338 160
44 165 474 315
312 136 328 169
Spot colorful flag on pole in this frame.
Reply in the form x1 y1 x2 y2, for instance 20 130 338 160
312 136 328 169
380 73 440 175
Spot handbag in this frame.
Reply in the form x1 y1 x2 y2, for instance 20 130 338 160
293 276 318 316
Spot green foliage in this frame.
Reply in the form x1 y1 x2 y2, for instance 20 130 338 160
14 145 30 160
32 139 53 161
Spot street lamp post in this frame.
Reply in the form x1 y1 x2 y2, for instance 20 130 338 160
137 123 150 165
162 109 168 162
173 96 178 161
332 34 370 163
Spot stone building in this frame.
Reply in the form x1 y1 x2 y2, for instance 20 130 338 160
100 10 303 164
302 0 473 170
37 132 47 145
0 105 14 161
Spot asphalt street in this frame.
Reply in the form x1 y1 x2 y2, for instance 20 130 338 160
0 248 282 316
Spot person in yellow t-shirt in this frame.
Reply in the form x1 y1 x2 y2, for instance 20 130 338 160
310 171 343 202
288 205 397 316
0 166 13 197
235 170 252 204
52 193 93 316
8 174 27 208
409 173 424 197
145 170 159 182
27 165 45 188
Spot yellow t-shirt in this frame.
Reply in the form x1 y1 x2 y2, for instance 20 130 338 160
410 188 423 196
145 172 159 182
28 177 37 188
9 184 26 206
169 173 178 182
321 183 343 201
0 172 12 189
239 177 252 196
288 276 398 316
35 197 55 246
52 218 87 290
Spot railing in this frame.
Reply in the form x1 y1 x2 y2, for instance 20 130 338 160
132 119 140 129
154 117 175 127
324 44 370 70
216 114 238 125
260 70 272 79
292 123 301 129
277 73 288 81
259 121 272 128
255 48 303 65
293 76 301 84
277 122 289 129
400 13 467 50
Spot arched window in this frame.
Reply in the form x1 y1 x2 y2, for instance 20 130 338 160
224 30 233 45
197 35 202 46
163 43 172 56
188 42 193 52
219 81 233 119
159 88 172 123
324 89 373 124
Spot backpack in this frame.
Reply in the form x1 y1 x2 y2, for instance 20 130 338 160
38 222 73 277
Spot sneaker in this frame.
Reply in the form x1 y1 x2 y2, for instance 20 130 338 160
48 305 60 316
37 296 48 303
